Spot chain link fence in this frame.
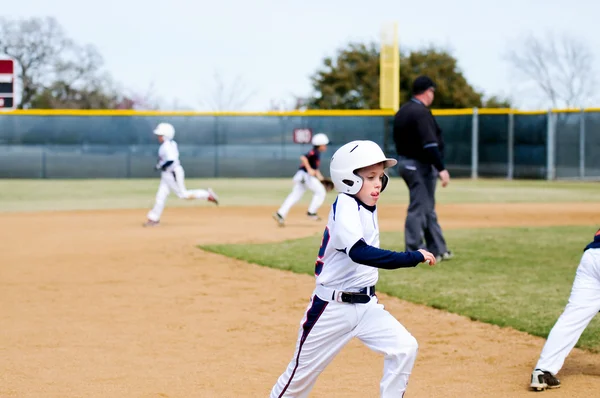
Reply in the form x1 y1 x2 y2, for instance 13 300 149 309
0 109 598 179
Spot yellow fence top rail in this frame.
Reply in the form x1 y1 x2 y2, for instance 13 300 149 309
0 108 597 117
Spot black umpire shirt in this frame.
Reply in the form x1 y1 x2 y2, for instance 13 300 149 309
393 98 446 171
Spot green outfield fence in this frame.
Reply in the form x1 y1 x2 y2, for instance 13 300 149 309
0 108 599 180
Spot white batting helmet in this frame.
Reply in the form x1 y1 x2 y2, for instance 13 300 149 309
311 133 329 146
153 122 175 140
329 140 397 195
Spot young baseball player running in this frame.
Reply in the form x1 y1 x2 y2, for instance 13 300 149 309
143 122 219 227
530 228 600 391
270 140 437 398
272 133 330 226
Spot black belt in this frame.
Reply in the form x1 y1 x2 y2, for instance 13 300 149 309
332 286 376 304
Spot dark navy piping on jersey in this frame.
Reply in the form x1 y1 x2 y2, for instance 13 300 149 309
332 194 375 221
278 295 329 397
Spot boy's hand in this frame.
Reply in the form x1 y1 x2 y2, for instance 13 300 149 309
417 249 436 265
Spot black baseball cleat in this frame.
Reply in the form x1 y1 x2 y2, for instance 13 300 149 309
272 212 285 227
307 212 321 221
530 369 561 391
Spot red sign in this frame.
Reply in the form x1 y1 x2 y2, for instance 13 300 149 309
0 59 13 74
293 128 312 144
0 59 15 109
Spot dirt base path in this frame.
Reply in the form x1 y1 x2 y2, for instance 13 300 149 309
1 203 600 397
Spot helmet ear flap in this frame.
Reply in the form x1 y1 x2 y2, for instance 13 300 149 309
381 173 389 192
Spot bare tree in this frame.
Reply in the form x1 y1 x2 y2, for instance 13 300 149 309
506 32 597 109
199 71 257 111
0 16 132 109
0 16 72 108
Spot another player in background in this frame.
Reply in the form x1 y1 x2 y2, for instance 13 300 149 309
143 122 219 227
270 140 436 398
530 228 600 391
272 133 330 226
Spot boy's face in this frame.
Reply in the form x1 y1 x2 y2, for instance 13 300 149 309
355 162 385 206
317 144 327 152
158 135 165 143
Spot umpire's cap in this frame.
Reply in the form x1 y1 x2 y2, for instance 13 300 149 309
412 75 436 95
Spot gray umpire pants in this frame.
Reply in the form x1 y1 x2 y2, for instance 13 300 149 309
397 156 448 256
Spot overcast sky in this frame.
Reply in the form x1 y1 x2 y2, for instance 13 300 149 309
5 0 599 110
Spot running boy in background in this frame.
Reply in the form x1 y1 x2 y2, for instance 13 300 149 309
144 122 219 227
272 133 330 226
270 140 436 397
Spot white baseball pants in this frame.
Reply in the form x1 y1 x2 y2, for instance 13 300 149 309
535 249 600 375
277 170 326 218
147 165 210 222
270 288 418 398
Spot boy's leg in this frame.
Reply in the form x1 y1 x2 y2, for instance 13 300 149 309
277 173 307 218
355 298 419 398
534 255 600 376
271 296 354 398
168 168 218 203
147 175 171 222
305 175 327 215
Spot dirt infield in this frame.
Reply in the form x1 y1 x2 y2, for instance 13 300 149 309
2 203 600 397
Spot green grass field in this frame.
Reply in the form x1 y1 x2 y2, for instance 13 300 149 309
201 225 600 352
1 177 599 212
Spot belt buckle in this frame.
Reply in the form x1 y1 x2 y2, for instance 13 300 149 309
335 291 345 303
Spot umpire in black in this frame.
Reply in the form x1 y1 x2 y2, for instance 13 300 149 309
393 75 452 262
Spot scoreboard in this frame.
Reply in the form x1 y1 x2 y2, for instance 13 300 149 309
0 59 15 109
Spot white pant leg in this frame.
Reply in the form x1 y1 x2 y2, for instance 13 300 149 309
147 175 172 221
169 166 210 200
270 295 355 398
355 297 419 397
305 175 326 215
536 251 600 374
277 171 308 218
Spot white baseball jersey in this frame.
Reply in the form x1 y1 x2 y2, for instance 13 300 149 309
271 192 420 397
157 140 181 172
315 193 380 290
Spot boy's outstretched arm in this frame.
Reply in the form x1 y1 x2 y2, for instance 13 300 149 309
348 239 436 269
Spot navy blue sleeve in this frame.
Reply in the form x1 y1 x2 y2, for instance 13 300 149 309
348 239 425 269
159 160 174 171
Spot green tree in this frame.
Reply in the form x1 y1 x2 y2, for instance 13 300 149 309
400 47 483 108
482 95 512 108
307 42 380 109
306 43 507 110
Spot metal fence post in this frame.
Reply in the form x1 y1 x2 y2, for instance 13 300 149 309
41 146 47 179
507 111 514 180
471 107 479 179
546 110 556 180
579 108 585 179
213 116 219 178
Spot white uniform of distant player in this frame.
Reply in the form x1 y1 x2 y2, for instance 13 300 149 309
273 133 330 226
530 228 600 391
270 140 435 397
144 123 219 227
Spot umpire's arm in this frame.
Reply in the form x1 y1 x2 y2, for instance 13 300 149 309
416 114 445 171
416 113 450 186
